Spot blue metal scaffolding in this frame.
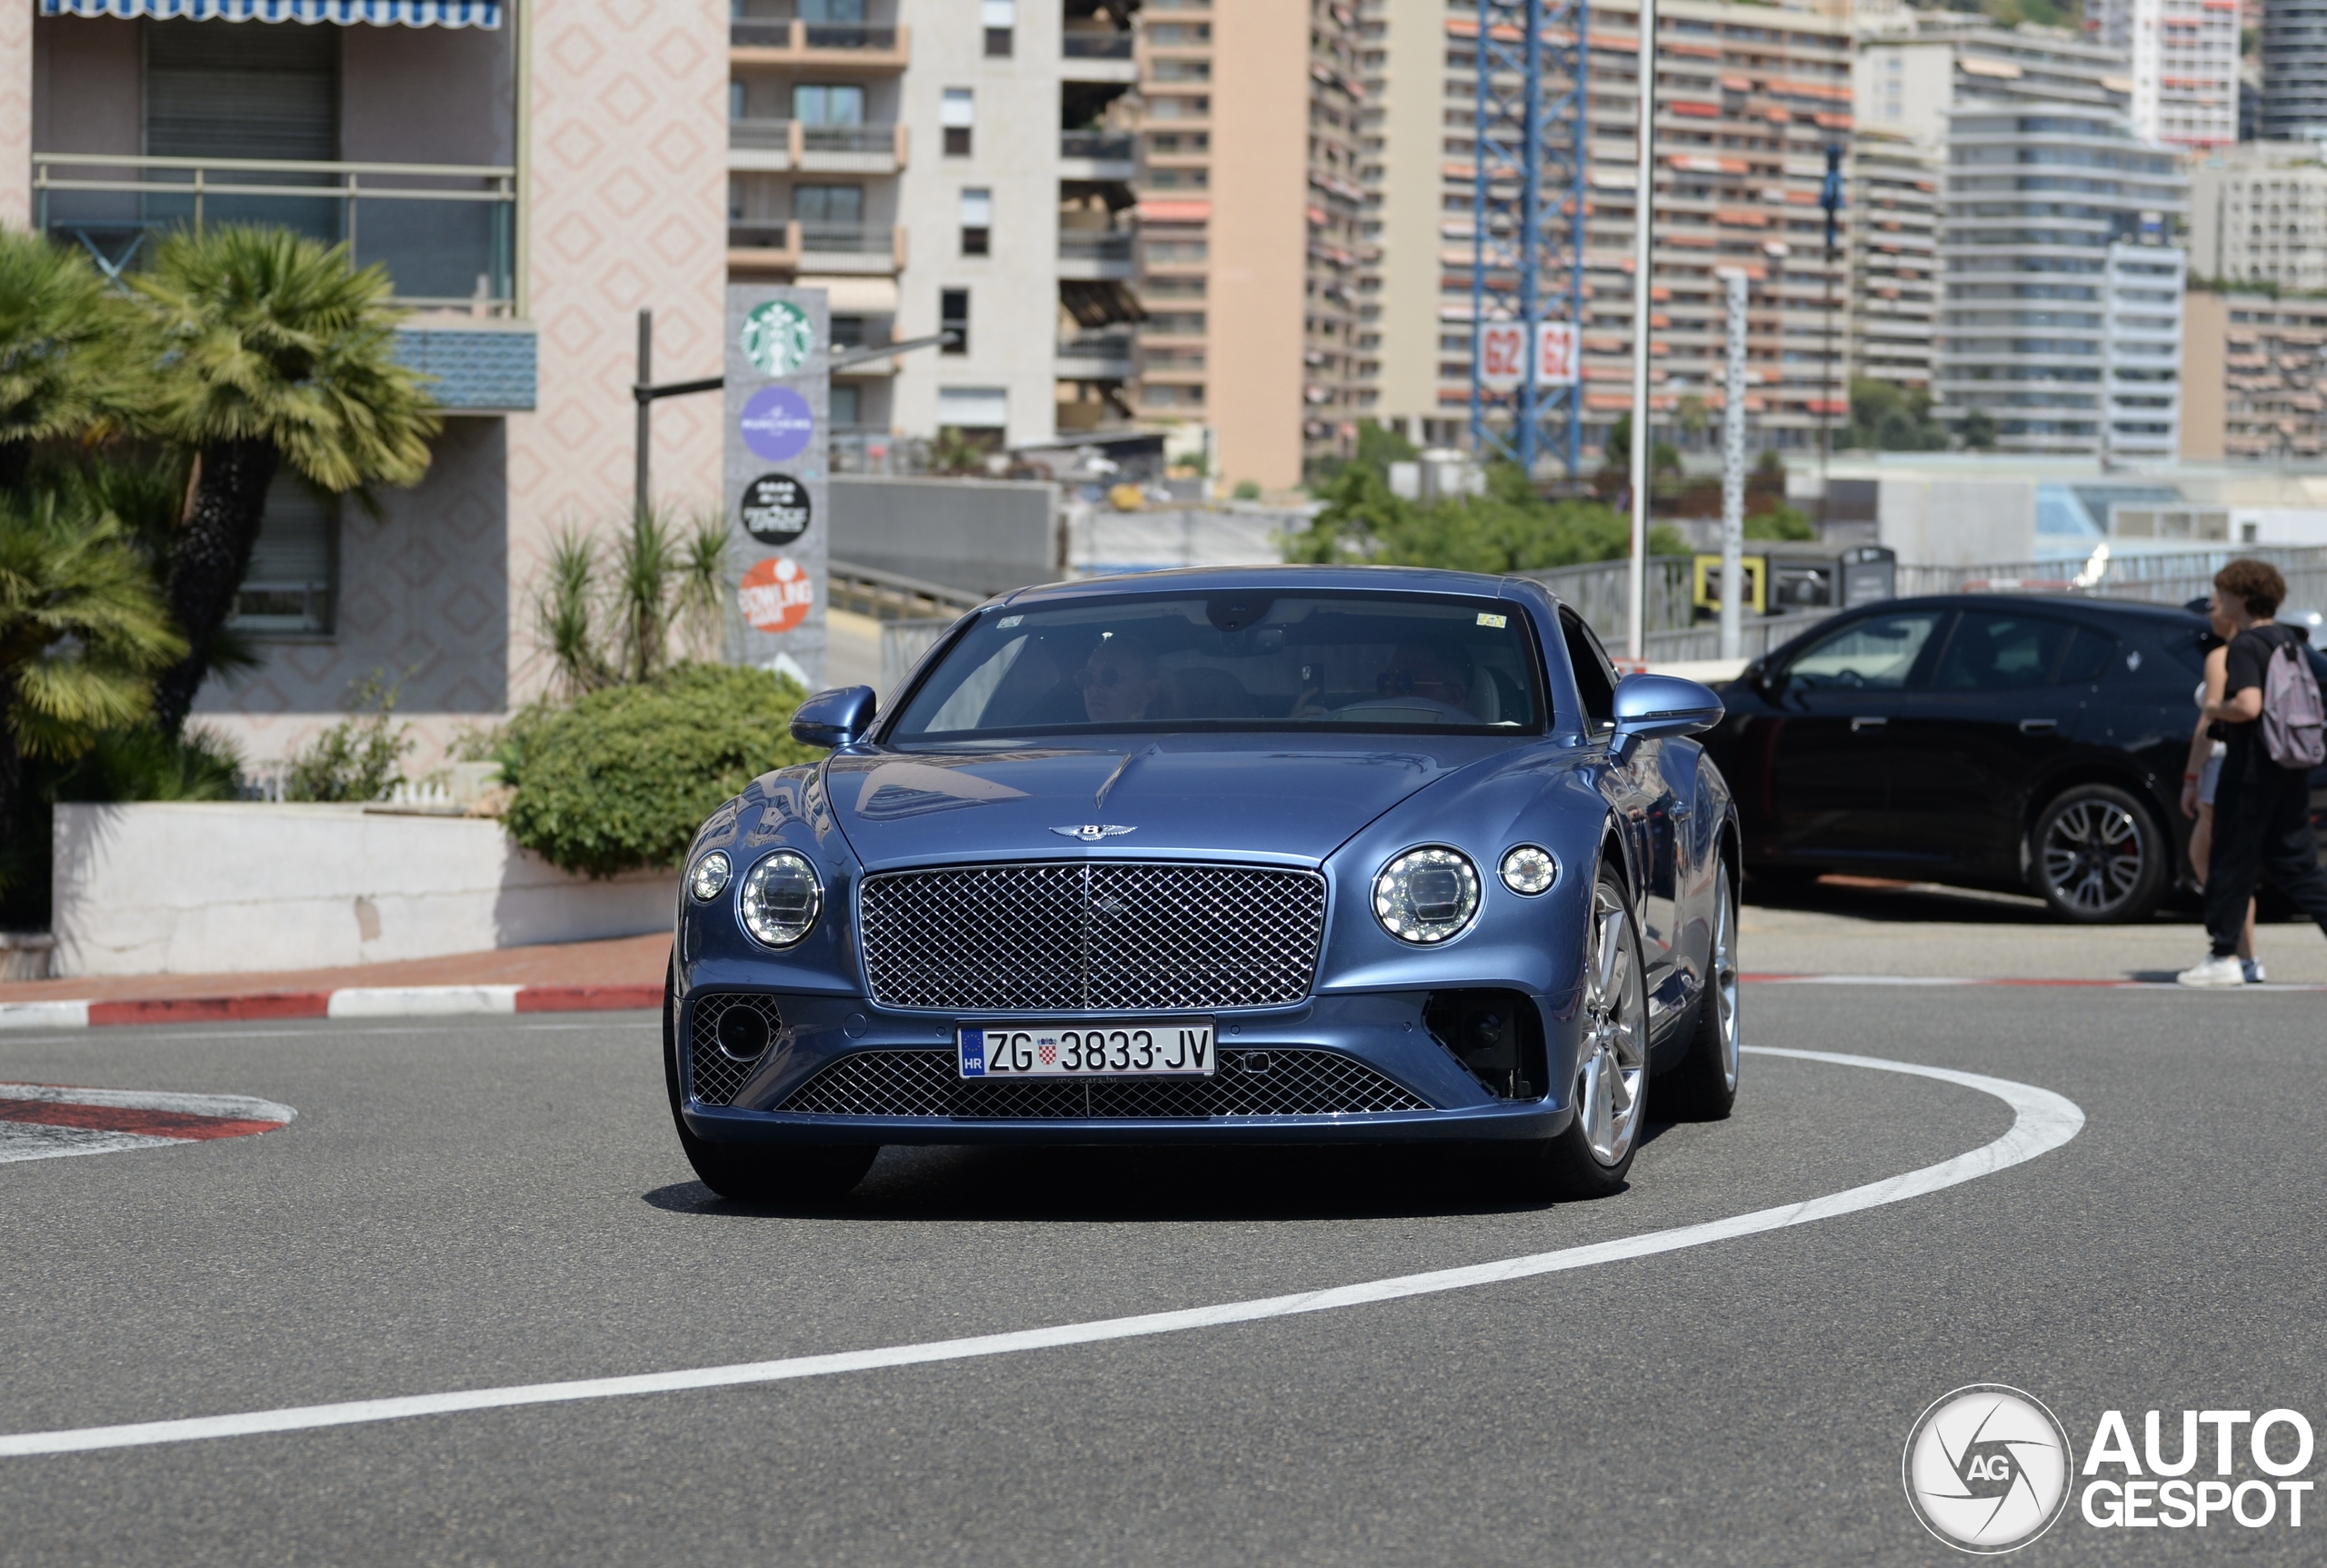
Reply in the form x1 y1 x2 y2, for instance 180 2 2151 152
1467 0 1589 478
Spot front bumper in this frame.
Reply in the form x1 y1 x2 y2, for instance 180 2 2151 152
676 987 1582 1147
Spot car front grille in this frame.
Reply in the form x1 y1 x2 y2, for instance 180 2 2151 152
774 1048 1432 1119
857 861 1328 1013
687 993 783 1108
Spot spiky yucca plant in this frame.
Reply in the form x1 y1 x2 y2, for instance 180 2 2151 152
133 225 440 734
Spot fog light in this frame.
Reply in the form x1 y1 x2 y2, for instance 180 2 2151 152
1499 844 1557 895
689 851 731 902
1373 847 1481 944
740 851 822 948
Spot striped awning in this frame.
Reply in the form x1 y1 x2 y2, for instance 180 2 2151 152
39 1 500 25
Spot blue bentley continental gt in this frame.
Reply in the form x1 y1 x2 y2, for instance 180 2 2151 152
664 565 1741 1201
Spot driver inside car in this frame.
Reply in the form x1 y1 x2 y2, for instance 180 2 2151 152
1077 635 1170 724
1377 641 1474 713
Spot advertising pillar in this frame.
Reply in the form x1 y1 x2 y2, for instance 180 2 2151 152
724 285 829 689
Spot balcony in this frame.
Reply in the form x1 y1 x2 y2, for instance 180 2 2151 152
726 220 905 275
33 152 515 313
730 18 910 71
1056 330 1138 380
1058 231 1136 280
727 119 906 175
1062 28 1137 84
1060 130 1137 181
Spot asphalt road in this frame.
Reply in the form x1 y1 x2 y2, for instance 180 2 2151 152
2 988 2322 1565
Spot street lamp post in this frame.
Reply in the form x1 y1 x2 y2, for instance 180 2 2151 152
1625 0 1659 664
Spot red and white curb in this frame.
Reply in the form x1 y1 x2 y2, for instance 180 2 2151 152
0 983 662 1031
1746 973 2327 991
0 1083 295 1164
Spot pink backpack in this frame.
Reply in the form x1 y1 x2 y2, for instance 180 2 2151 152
2262 637 2326 769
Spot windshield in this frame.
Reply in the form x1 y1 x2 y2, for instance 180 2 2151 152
888 590 1546 740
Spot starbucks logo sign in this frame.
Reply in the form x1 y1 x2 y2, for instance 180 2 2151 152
740 300 816 376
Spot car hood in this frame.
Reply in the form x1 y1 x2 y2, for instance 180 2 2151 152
824 735 1518 870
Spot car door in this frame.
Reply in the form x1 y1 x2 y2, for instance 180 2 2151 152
1758 607 1948 862
1883 610 2103 875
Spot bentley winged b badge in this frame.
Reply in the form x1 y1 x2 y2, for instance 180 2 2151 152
1051 824 1136 842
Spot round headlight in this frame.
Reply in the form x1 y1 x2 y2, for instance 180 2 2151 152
739 851 822 947
689 850 731 902
1373 847 1482 944
1500 844 1558 896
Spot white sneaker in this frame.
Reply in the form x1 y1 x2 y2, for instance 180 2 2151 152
2242 959 2267 984
2177 954 2247 988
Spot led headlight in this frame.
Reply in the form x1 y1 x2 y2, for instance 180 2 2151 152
1499 844 1557 895
1373 846 1481 944
689 850 731 902
739 851 822 948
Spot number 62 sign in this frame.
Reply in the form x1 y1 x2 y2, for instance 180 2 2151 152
1476 320 1581 391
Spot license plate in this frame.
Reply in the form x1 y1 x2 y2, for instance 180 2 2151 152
958 1020 1216 1078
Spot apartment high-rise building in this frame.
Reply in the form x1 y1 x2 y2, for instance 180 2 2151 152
2085 0 2238 151
1362 0 1858 462
2182 287 2327 460
1856 18 2187 457
2190 140 2327 291
1846 129 1942 391
724 1 1143 454
2262 0 2327 140
1123 0 1366 490
1941 101 2188 458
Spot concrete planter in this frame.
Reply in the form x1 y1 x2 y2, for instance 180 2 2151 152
53 803 677 978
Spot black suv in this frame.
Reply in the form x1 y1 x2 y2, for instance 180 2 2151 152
1703 593 2327 923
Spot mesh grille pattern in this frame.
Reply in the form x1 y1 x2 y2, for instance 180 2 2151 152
775 1048 1432 1119
687 994 784 1107
859 862 1327 1012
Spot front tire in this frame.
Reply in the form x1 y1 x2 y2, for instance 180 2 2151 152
1505 864 1652 1201
1662 862 1739 1121
663 964 878 1203
2029 784 2167 924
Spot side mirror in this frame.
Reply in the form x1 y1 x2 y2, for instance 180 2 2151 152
1738 657 1768 694
1612 673 1724 742
790 685 878 748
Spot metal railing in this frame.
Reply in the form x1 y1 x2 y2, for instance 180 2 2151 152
1059 232 1135 262
828 558 985 621
1895 546 2327 613
803 123 895 155
730 18 900 50
1061 130 1136 162
800 223 884 255
1063 31 1134 59
727 220 798 253
33 152 516 313
729 117 793 151
1057 332 1139 364
1522 556 1699 639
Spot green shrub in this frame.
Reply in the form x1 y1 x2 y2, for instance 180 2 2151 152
50 724 242 803
501 662 820 879
282 673 413 803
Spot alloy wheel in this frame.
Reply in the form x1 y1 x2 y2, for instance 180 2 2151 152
2040 797 2145 916
1711 866 1740 1094
1578 878 1649 1166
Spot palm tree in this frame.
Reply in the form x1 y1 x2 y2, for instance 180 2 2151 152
0 230 139 494
0 488 188 848
133 225 440 734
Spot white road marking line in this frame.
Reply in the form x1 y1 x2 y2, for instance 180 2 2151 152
0 1084 297 1123
0 1124 183 1164
0 1045 2083 1461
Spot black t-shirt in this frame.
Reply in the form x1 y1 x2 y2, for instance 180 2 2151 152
2222 623 2312 777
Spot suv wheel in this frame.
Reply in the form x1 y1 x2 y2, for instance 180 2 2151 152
2030 784 2166 924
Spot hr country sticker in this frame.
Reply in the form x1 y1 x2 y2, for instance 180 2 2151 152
740 555 813 634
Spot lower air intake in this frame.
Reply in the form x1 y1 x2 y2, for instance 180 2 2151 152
688 994 783 1107
774 1048 1433 1119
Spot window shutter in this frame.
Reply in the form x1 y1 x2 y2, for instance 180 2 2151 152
145 21 340 162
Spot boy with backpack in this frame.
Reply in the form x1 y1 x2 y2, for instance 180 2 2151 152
2177 558 2327 986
